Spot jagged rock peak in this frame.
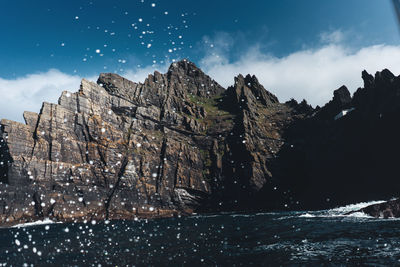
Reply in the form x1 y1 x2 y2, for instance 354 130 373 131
96 59 225 101
285 98 314 114
232 73 279 107
358 69 398 97
361 69 395 89
167 59 208 81
333 85 351 107
361 70 374 89
168 59 201 74
360 69 399 86
376 69 395 80
167 59 225 97
97 73 138 98
353 68 400 115
374 69 396 89
315 85 352 120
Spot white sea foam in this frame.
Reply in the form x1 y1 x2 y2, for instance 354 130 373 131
326 200 387 215
344 212 374 218
296 200 388 219
12 218 58 228
299 213 315 218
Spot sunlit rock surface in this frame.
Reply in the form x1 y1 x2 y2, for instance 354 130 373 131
1 60 400 225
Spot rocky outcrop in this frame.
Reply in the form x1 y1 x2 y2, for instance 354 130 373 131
1 60 400 225
315 85 352 120
348 199 400 218
0 60 231 226
212 74 309 210
277 68 400 210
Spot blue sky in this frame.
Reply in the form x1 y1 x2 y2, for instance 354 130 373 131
1 0 400 121
0 0 397 77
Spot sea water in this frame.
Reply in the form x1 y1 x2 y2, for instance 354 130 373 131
1 200 399 266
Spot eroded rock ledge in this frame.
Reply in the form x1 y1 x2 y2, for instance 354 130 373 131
345 199 400 218
1 60 400 225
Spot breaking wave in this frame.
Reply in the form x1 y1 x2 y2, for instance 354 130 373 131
298 200 387 219
12 218 58 228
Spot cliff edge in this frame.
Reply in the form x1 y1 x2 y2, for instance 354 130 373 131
1 60 400 225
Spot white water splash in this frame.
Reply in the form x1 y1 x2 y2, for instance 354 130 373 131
345 212 374 218
326 200 387 215
299 213 315 218
12 218 58 228
298 200 388 219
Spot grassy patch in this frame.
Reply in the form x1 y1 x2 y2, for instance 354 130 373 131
199 149 212 168
188 94 231 116
199 149 213 182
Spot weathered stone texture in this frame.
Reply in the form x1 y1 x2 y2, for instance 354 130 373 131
0 60 239 225
1 60 399 225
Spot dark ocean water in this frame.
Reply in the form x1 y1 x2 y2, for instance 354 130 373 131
1 201 400 266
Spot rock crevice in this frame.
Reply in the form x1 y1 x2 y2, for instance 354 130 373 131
1 61 400 225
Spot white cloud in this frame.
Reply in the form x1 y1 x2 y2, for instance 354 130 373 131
0 69 82 122
0 63 173 123
0 61 173 123
319 30 345 44
200 32 234 66
3 30 400 124
199 41 400 107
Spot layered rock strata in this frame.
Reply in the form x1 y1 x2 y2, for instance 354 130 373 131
1 60 400 225
0 60 228 225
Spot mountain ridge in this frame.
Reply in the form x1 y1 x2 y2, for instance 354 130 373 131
0 59 399 226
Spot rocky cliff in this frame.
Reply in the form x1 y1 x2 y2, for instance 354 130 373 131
276 68 400 210
0 60 399 225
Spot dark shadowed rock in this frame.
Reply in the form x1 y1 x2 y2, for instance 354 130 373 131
349 199 400 218
1 60 400 225
333 86 352 106
277 68 400 210
315 85 352 120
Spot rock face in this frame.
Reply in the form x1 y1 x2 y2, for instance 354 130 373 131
0 60 229 225
349 199 400 218
277 68 400 209
0 60 400 225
